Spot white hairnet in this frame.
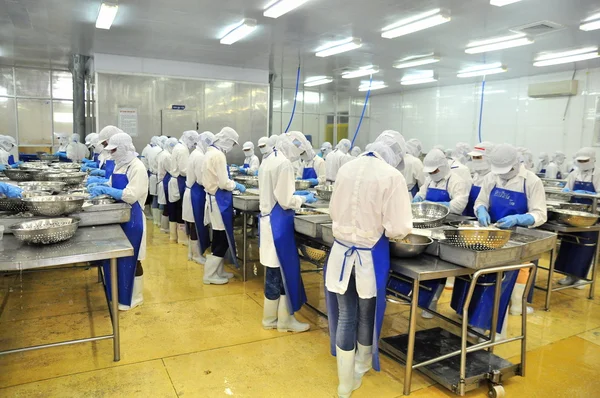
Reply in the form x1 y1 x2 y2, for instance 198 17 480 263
166 137 178 154
0 135 14 152
489 144 519 174
85 133 99 146
105 132 137 168
276 132 306 162
158 136 168 149
258 136 273 156
98 125 124 144
71 133 80 143
407 138 423 157
451 142 470 164
375 130 407 171
575 147 596 161
432 144 445 152
268 135 279 148
150 136 160 146
351 146 361 157
336 139 352 154
553 150 566 164
516 146 534 169
258 137 269 147
197 131 215 152
423 149 448 173
538 152 549 162
243 141 255 153
366 141 397 166
213 127 239 153
181 131 199 149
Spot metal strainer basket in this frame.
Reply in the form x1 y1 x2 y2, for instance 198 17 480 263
411 202 450 228
44 172 87 185
10 217 80 245
299 244 328 262
443 228 512 251
3 169 40 182
19 181 66 194
0 198 29 213
50 163 82 171
22 195 85 216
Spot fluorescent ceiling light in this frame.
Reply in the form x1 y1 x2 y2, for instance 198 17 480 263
95 2 119 30
490 0 522 6
341 65 379 79
315 38 362 57
534 47 600 67
264 0 310 18
304 76 333 87
580 13 600 31
393 54 440 69
465 33 533 54
382 8 451 39
358 81 387 91
220 19 257 45
457 63 507 78
401 70 437 85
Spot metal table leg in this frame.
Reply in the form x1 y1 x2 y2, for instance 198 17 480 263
243 212 248 282
403 279 420 396
545 247 556 311
489 271 503 352
110 258 120 362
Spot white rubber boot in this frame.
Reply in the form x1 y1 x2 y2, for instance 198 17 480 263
160 215 169 233
217 261 234 279
153 209 161 226
118 275 144 311
336 346 361 398
144 204 152 220
188 239 206 264
169 222 177 242
510 283 534 315
354 343 372 381
203 255 228 285
262 297 279 330
277 295 310 333
177 223 188 245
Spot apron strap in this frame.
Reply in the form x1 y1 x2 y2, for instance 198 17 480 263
334 239 371 282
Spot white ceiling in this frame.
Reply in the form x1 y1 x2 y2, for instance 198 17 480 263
1 0 600 94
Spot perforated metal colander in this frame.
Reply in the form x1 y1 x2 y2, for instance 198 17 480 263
44 172 87 185
22 195 85 216
0 198 29 213
443 228 512 251
3 169 40 182
11 217 80 245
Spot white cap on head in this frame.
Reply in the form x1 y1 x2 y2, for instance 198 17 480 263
423 149 448 173
407 138 422 156
158 136 168 149
351 146 361 157
71 133 80 143
150 136 160 146
321 142 332 151
0 135 14 151
468 141 496 157
489 144 518 174
243 141 254 152
105 132 137 167
166 137 178 153
85 133 99 146
539 152 549 162
575 147 596 161
276 132 307 162
336 139 352 154
214 127 239 153
98 125 124 144
367 141 397 166
181 130 199 149
258 137 269 147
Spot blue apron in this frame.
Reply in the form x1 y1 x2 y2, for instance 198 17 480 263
8 155 14 165
176 175 186 199
57 151 71 162
103 159 115 179
302 167 317 180
540 168 546 174
409 184 419 198
325 235 390 371
93 153 99 163
191 183 210 253
451 180 526 332
163 172 172 203
425 178 451 202
263 203 307 313
102 167 144 306
555 179 597 278
386 276 444 308
462 185 481 217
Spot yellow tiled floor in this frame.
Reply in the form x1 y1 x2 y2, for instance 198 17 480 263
1 223 600 397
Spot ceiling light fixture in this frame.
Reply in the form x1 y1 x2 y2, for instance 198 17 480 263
263 0 310 18
534 46 600 67
220 19 257 45
304 76 334 87
358 81 387 91
315 38 362 57
382 8 451 39
341 65 379 79
490 0 522 6
465 33 533 54
580 13 600 31
457 63 507 78
95 2 119 30
400 70 437 85
393 54 440 69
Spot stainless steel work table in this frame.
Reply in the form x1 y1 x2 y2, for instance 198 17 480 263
0 225 133 361
232 194 260 281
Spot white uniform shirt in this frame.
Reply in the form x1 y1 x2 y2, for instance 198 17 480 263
258 152 305 268
168 143 190 202
545 161 566 179
474 165 547 227
565 168 600 193
146 146 162 196
243 154 260 175
325 149 353 182
0 149 11 165
140 144 151 169
296 156 326 185
109 157 149 261
326 153 413 298
66 142 88 162
182 147 206 223
416 172 471 215
472 171 489 187
156 150 171 205
402 154 426 195
449 158 473 183
203 146 236 230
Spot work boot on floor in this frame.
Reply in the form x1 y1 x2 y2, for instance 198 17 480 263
217 261 234 279
558 275 585 289
153 209 161 226
336 346 362 398
188 239 206 264
203 255 229 285
277 295 310 333
354 343 372 381
160 215 169 233
262 297 279 330
169 222 177 241
144 204 152 220
510 282 534 315
118 275 144 311
177 223 188 245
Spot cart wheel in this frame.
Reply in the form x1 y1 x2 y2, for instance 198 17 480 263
488 385 505 398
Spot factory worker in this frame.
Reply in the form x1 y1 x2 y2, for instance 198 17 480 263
239 141 260 175
326 132 412 398
350 146 361 157
82 133 100 165
257 136 273 161
89 133 148 310
168 130 199 244
407 138 423 159
146 136 164 224
203 127 246 285
54 132 70 161
557 147 600 288
140 138 153 170
463 142 495 217
432 144 445 152
472 144 547 325
320 142 333 159
517 147 535 171
403 140 426 198
66 133 88 162
325 139 353 183
162 137 179 241
413 149 470 215
0 135 18 170
297 144 326 187
183 131 216 265
89 125 124 179
449 142 473 183
0 182 22 198
545 150 567 179
260 131 316 334
155 136 172 232
565 154 578 174
269 134 279 148
536 152 549 175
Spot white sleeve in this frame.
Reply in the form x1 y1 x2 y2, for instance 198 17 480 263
415 161 426 188
196 155 205 186
215 153 236 191
273 161 304 210
526 178 548 227
416 177 430 199
177 148 189 177
545 163 557 179
66 144 75 160
448 176 469 215
316 157 327 185
474 174 493 211
594 172 600 193
121 162 149 205
565 172 576 190
249 155 260 174
141 146 150 169
383 174 413 239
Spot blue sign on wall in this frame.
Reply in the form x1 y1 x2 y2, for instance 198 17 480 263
172 105 186 110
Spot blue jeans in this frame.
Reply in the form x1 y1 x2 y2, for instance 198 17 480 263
151 195 159 209
265 267 286 300
336 272 376 351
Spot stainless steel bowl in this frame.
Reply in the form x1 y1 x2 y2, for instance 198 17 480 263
233 176 259 188
44 172 87 185
559 202 592 212
22 195 85 216
50 163 82 171
21 190 53 198
3 169 40 182
37 152 59 162
19 162 49 170
315 185 334 200
390 234 433 258
86 197 115 206
11 217 80 245
18 181 66 194
550 209 599 227
295 180 312 190
443 228 512 251
411 202 450 228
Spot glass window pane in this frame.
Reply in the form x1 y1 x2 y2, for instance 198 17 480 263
15 68 51 98
0 97 17 136
0 67 14 96
17 99 53 145
53 100 74 137
52 71 73 99
282 89 302 113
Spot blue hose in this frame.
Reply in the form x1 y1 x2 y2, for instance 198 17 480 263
477 79 486 143
284 66 301 134
351 74 373 146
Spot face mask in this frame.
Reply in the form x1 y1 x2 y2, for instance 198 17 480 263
578 160 594 171
217 139 234 153
300 151 310 161
471 158 489 171
95 143 105 153
258 146 269 155
243 150 253 157
499 166 519 181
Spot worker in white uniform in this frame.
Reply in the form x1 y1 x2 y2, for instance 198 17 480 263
183 131 216 266
257 136 272 161
474 144 547 322
146 136 163 224
260 131 317 333
0 135 18 170
65 133 88 162
545 150 567 179
448 142 473 183
536 152 549 175
296 146 326 187
155 136 172 232
463 142 495 217
326 131 412 398
325 139 353 183
320 142 333 159
161 137 179 240
54 132 69 161
89 133 148 310
350 146 361 157
407 138 423 160
403 140 426 198
81 133 99 167
88 125 123 179
203 127 246 285
239 141 260 176
517 147 535 171
557 147 600 288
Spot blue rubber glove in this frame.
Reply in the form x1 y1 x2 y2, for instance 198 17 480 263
307 178 319 187
0 164 5 172
239 167 248 175
574 190 596 195
497 214 535 229
10 163 20 168
252 170 259 176
87 176 109 186
81 165 96 172
230 164 238 168
55 151 68 159
304 193 317 204
294 190 311 196
562 187 571 193
412 195 424 203
90 169 106 177
83 161 99 169
235 182 246 193
0 183 22 198
89 185 123 200
438 201 450 208
476 206 491 227
82 158 92 164
87 182 109 189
